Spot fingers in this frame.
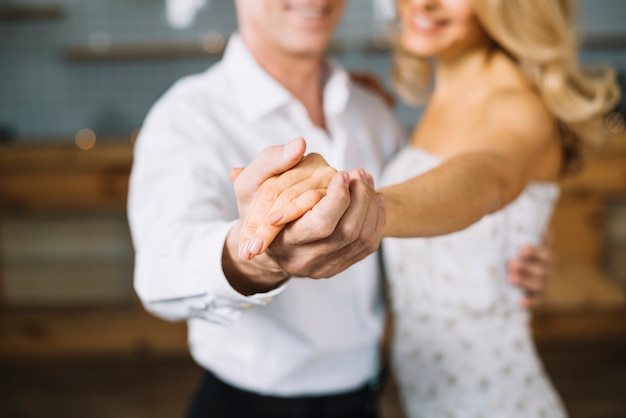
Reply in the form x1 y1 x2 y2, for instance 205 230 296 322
240 171 346 260
266 188 328 226
306 170 385 278
523 244 554 267
509 260 544 291
233 137 307 199
298 170 352 239
263 163 338 226
267 169 352 257
509 261 544 309
299 168 374 248
508 243 555 310
520 293 540 309
238 154 337 260
314 180 385 278
233 138 307 260
230 167 244 182
266 168 384 279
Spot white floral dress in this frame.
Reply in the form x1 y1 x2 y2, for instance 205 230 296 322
381 147 567 418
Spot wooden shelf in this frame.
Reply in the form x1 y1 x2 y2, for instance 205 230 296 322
0 306 188 360
0 133 625 310
1 305 624 360
64 43 223 63
353 33 626 55
0 140 133 214
581 33 626 50
532 308 626 343
560 133 626 198
538 259 626 313
0 135 623 359
63 40 348 63
0 5 63 21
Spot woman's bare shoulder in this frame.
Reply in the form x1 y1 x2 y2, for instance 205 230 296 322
481 87 562 180
484 87 556 143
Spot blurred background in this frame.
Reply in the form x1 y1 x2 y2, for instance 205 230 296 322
0 0 625 417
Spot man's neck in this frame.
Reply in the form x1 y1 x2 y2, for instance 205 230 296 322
242 34 327 129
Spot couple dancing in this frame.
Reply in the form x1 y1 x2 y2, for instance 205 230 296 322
128 0 619 417
233 0 618 416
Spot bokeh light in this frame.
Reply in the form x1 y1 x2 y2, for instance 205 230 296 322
75 128 96 150
202 31 225 54
88 30 112 54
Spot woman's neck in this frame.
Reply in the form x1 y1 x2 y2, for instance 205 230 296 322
432 43 500 100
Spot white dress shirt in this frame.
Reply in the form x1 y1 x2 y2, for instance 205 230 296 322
127 34 405 396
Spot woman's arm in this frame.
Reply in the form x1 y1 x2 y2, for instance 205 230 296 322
242 91 559 255
381 92 559 237
381 150 523 237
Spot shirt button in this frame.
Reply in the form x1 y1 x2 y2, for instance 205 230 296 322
239 302 254 310
261 297 273 304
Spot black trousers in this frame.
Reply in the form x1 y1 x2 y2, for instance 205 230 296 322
185 370 380 418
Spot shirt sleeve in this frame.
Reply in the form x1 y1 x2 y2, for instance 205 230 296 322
127 82 285 324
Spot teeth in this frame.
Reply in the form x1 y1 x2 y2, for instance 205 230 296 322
412 15 436 30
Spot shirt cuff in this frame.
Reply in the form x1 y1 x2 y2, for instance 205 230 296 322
198 219 288 320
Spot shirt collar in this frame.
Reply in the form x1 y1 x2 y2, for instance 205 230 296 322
222 33 351 122
323 58 351 118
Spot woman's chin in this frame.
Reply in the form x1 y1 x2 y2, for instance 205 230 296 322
401 44 436 59
400 37 440 58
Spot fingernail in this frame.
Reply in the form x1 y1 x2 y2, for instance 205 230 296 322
358 170 374 187
249 237 264 255
284 138 301 159
238 240 250 259
341 171 350 186
379 194 386 209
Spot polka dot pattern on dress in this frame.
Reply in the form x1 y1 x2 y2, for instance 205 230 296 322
380 147 567 418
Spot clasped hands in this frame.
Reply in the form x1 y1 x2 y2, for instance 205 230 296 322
231 137 555 307
231 137 385 280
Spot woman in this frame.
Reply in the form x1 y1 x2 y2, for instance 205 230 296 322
237 0 619 416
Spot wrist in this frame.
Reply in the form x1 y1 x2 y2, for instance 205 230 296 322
222 225 290 296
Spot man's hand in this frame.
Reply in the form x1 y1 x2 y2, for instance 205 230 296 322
267 168 385 279
223 137 308 295
224 137 385 294
508 231 555 309
231 137 307 222
238 152 340 260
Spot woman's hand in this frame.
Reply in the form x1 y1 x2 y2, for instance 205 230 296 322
227 136 384 292
508 230 555 309
236 149 342 260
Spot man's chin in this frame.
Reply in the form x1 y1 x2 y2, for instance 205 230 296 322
284 39 332 58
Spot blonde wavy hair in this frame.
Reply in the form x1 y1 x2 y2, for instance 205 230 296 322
391 0 621 174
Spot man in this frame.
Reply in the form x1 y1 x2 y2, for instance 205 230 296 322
127 1 552 417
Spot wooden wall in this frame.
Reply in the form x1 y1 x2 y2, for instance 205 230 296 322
1 136 625 309
0 141 134 306
0 134 625 359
